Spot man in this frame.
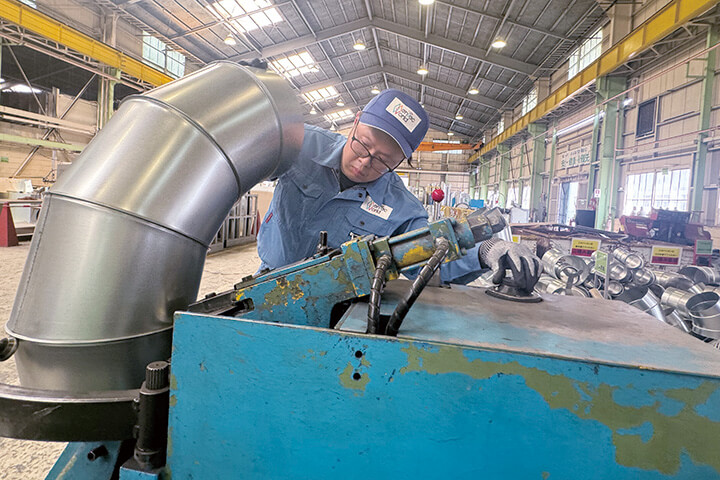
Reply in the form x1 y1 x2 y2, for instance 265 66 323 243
258 89 540 289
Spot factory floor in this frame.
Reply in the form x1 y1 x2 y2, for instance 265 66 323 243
0 241 262 479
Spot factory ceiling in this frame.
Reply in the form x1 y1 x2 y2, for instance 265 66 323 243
96 0 608 141
0 0 611 141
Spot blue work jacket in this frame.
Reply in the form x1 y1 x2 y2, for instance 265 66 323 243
257 124 483 283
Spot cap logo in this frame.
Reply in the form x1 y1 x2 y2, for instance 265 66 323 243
385 97 420 133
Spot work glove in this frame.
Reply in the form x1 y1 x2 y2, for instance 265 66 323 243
479 238 542 292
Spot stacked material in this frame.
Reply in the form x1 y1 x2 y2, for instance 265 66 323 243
535 247 720 343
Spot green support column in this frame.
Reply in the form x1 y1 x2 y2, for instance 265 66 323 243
97 68 120 129
545 120 558 217
595 76 627 230
469 166 477 199
497 145 510 208
691 25 718 217
479 156 489 202
586 107 602 204
528 122 547 216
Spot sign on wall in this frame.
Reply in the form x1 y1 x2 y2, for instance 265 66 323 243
560 145 591 169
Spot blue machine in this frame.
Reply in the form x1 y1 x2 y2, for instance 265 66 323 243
162 282 720 479
14 212 720 479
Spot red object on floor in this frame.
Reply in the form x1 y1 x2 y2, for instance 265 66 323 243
431 189 445 203
0 204 19 247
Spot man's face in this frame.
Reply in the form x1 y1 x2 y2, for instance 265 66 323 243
340 114 406 183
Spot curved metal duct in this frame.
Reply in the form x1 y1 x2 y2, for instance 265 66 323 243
5 62 303 391
679 265 720 285
616 286 667 324
541 249 589 286
687 292 720 339
611 247 644 270
652 270 694 290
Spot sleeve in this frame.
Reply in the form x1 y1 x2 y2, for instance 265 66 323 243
396 213 485 285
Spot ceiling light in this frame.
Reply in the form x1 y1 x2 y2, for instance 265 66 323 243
224 34 237 46
468 88 479 95
491 38 507 49
447 132 454 136
310 107 317 114
330 124 337 131
371 87 381 94
455 114 463 120
336 99 345 106
419 0 434 5
353 41 366 51
417 65 429 76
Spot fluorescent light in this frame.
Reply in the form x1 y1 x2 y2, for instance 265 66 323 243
418 0 434 4
468 88 479 95
455 114 463 120
224 34 237 45
370 87 381 94
448 132 454 136
353 41 366 51
417 65 429 75
491 38 507 49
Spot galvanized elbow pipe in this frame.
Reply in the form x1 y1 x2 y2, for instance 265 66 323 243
5 62 303 391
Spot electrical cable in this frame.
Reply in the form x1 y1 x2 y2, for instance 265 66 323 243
367 255 392 334
385 238 449 337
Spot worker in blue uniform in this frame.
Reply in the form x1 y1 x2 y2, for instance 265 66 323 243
258 89 541 290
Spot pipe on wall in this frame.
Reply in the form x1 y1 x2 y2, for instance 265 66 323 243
5 62 303 391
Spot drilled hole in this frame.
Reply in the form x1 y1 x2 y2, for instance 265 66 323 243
352 372 362 381
354 350 363 358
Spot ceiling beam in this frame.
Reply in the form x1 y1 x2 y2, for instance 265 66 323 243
382 66 503 110
372 18 538 76
434 1 571 41
295 64 503 111
233 17 538 77
231 18 372 61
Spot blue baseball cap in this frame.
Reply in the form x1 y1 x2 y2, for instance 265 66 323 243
360 89 429 159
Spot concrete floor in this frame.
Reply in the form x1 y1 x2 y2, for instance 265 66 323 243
0 240 262 479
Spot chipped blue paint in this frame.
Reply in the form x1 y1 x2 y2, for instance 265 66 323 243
696 386 720 421
167 313 720 479
618 422 654 443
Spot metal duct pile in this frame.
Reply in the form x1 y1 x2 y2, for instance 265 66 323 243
536 247 720 343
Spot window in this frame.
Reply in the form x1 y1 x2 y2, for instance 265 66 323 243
269 52 319 79
654 169 690 211
302 86 339 103
142 33 185 78
324 109 354 123
568 28 602 79
636 98 657 138
497 117 505 135
207 0 283 33
18 0 35 7
521 183 531 209
623 169 690 215
521 88 537 116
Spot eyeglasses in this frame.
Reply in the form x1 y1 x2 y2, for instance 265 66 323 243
349 124 407 175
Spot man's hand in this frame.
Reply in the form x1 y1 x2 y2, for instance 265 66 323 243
479 238 542 292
